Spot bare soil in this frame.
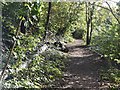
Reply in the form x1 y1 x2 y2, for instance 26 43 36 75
55 39 112 89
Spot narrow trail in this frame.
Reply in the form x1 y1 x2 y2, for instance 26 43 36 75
56 39 111 89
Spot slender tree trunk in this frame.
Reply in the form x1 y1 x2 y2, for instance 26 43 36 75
0 18 23 81
44 2 52 41
86 21 90 45
89 19 93 43
89 3 95 43
86 2 95 45
86 2 89 45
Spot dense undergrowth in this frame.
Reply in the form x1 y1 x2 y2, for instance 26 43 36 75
91 21 120 88
1 1 120 89
4 48 66 88
3 34 67 88
1 2 71 88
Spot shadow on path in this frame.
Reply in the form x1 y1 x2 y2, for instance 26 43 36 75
56 39 111 89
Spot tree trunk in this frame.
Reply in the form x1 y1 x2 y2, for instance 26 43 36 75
86 2 95 45
89 3 95 43
44 2 51 41
86 2 90 45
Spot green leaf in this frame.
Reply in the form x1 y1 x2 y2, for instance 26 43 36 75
17 40 20 45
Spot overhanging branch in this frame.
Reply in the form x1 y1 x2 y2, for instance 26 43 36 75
0 17 23 81
91 3 120 24
106 2 120 24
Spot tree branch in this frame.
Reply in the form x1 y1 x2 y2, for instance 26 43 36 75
0 17 23 81
106 2 120 24
91 3 110 11
91 2 120 24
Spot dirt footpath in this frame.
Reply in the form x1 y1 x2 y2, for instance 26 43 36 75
57 39 111 89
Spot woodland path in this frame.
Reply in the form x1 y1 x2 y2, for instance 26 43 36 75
56 39 111 90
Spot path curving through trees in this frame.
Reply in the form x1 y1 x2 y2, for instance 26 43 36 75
56 39 111 89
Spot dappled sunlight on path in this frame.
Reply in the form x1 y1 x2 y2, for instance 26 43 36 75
56 39 111 89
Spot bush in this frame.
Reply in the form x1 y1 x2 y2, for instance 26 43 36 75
92 24 120 88
4 49 66 88
91 24 120 63
72 29 84 39
3 34 66 88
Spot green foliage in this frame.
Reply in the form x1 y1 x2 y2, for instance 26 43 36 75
92 23 120 87
92 24 120 62
91 4 120 87
72 29 85 39
49 2 83 42
101 68 120 88
4 39 66 88
2 1 120 88
2 2 66 88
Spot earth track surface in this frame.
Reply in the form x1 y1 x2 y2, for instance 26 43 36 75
55 39 111 90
